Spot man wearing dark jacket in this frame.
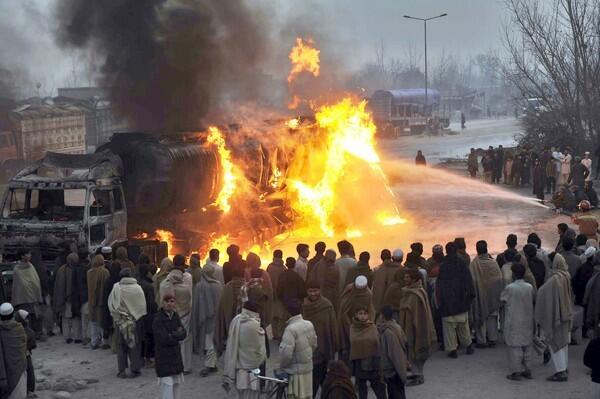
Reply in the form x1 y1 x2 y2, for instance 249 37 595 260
153 293 186 399
138 261 158 367
436 242 476 358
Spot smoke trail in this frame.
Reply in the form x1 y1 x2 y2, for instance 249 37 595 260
55 0 272 132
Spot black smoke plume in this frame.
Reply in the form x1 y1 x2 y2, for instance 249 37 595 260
55 0 271 132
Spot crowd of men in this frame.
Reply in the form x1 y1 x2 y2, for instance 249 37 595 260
1 225 600 399
467 146 599 207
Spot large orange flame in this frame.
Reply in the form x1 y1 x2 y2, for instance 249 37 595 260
155 229 175 257
287 38 320 84
207 126 238 213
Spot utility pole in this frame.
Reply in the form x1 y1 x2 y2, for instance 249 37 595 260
404 13 448 115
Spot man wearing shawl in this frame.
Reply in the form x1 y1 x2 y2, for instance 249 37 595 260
159 255 193 374
204 249 224 284
0 303 27 399
335 241 357 295
114 247 136 277
267 250 288 340
244 253 273 329
53 252 83 343
279 299 317 399
191 261 222 377
108 268 147 378
437 242 476 359
312 250 340 313
470 240 504 347
222 301 266 399
321 361 357 399
223 245 245 285
153 258 174 307
12 249 43 339
372 249 402 313
137 261 158 367
535 252 573 382
584 258 600 334
501 263 535 381
87 255 110 349
187 254 203 286
214 265 246 354
397 268 436 386
338 276 375 364
379 304 409 399
303 281 339 397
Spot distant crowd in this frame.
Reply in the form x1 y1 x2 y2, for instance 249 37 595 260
1 223 600 398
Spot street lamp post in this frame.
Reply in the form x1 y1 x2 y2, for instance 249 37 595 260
404 13 447 115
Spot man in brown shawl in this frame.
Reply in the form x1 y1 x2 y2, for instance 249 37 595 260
535 253 573 382
114 247 136 277
214 265 246 354
379 304 409 399
191 262 223 377
303 281 340 397
53 252 83 343
244 253 273 329
321 361 357 399
87 255 110 349
397 268 436 386
267 250 287 340
307 242 326 282
312 250 340 313
338 276 375 364
372 249 403 313
470 240 504 347
0 303 27 399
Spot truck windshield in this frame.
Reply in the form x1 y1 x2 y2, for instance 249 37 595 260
1 188 86 222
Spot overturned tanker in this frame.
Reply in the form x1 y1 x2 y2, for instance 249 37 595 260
0 131 289 267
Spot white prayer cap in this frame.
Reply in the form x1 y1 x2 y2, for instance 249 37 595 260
0 303 14 316
16 309 29 320
355 275 368 289
101 246 112 254
392 249 404 260
584 246 597 259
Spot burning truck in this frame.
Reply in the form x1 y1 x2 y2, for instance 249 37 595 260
0 127 291 267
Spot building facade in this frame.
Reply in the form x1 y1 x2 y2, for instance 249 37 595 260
10 102 87 161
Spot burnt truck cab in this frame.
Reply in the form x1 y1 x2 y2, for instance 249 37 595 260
0 152 127 265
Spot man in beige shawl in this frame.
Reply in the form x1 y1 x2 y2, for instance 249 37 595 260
87 255 110 349
397 268 436 386
153 258 174 307
12 249 42 337
223 301 266 399
535 253 573 382
108 268 147 378
470 240 504 347
159 255 193 374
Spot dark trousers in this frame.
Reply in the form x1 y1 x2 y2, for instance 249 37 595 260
385 375 405 399
116 322 143 373
546 176 556 193
26 355 35 393
142 330 154 359
313 362 327 397
357 377 387 399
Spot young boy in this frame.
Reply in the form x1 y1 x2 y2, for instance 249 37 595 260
349 305 386 399
379 304 409 399
16 309 37 398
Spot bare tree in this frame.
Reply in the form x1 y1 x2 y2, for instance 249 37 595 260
503 0 600 151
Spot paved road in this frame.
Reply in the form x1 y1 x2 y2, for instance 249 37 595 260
379 118 523 164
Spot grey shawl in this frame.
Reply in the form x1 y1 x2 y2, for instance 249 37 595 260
191 272 223 353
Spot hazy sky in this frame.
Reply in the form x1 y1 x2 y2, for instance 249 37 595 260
1 0 509 97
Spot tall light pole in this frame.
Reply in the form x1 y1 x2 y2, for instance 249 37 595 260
404 13 447 115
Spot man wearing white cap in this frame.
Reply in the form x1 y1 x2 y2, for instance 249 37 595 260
0 302 27 399
338 275 375 363
582 152 593 181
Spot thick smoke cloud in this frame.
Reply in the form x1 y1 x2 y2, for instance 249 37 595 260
55 0 272 132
